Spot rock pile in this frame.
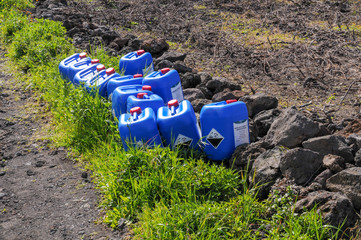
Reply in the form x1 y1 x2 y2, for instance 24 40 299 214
230 100 361 230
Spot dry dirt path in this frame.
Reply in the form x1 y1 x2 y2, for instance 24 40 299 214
0 51 122 239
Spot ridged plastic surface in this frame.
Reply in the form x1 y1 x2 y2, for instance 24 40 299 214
118 108 162 151
127 94 164 116
111 85 153 119
107 75 143 100
73 64 100 86
142 69 184 103
200 101 250 161
59 53 84 80
157 100 201 150
119 51 154 76
68 58 93 83
84 71 121 98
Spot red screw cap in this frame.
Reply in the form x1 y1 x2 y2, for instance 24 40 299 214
106 68 115 75
79 52 87 59
136 50 145 56
160 68 170 74
130 106 142 114
226 99 237 104
91 59 99 64
96 64 106 71
137 92 148 99
133 74 143 78
142 85 152 91
168 99 179 108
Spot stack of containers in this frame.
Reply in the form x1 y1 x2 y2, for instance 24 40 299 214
59 51 250 160
107 74 144 100
118 107 162 151
200 99 250 161
68 59 100 83
112 85 153 120
84 67 121 98
59 52 88 80
73 64 105 86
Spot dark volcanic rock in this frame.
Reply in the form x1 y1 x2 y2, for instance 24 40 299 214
206 77 241 94
212 90 237 102
156 51 186 63
322 154 345 173
113 37 130 49
155 60 173 70
355 149 361 167
313 169 333 189
183 88 205 102
230 141 266 171
295 190 357 230
140 38 169 56
191 99 212 112
196 85 213 100
239 94 278 118
265 107 321 148
253 109 281 137
249 147 284 199
181 73 201 89
173 61 192 73
326 167 361 209
303 135 354 163
280 148 323 185
198 72 212 84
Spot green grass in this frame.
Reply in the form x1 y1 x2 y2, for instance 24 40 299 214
0 2 344 239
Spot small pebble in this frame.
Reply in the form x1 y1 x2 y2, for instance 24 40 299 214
0 171 6 176
0 192 6 199
26 170 36 176
35 161 45 167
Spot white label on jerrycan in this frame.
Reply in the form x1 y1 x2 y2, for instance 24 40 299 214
233 120 250 148
171 82 184 102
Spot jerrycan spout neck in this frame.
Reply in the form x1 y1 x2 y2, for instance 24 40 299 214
130 107 142 121
168 99 179 116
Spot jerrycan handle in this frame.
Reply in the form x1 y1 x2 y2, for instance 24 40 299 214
168 99 179 116
130 107 142 120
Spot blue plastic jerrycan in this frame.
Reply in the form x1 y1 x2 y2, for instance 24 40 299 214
85 67 121 98
73 63 104 86
68 59 100 84
200 99 250 161
118 107 162 151
59 52 88 80
119 50 154 76
142 68 184 104
111 85 153 120
157 99 201 150
107 73 144 100
127 92 164 116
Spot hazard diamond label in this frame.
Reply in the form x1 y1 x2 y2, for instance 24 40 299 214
174 134 193 147
206 128 224 149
